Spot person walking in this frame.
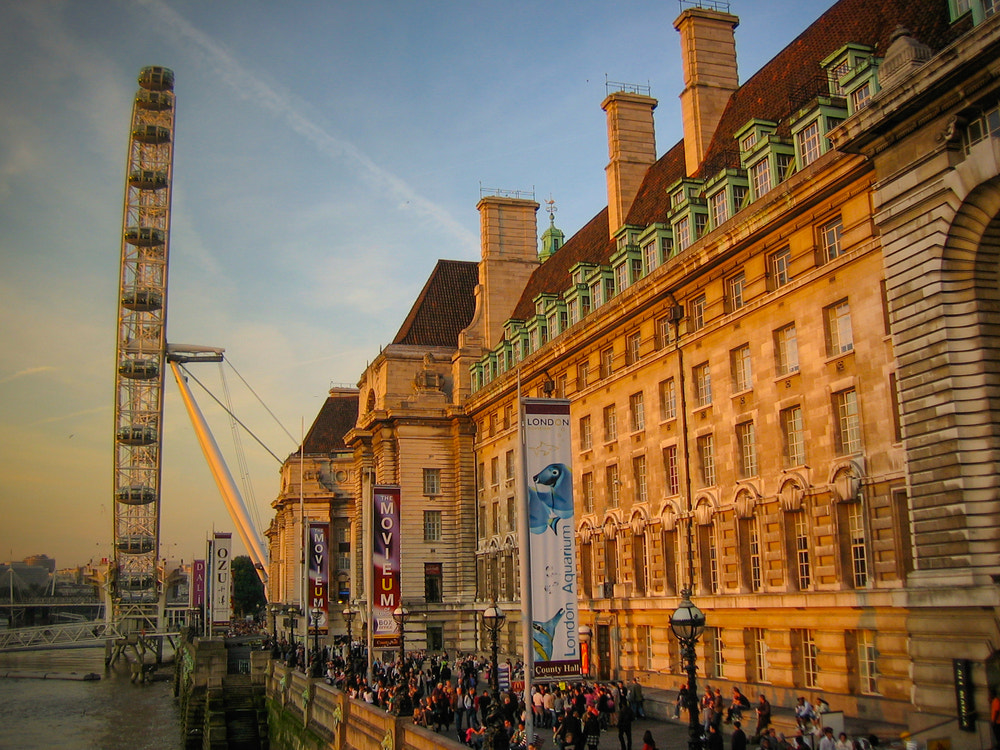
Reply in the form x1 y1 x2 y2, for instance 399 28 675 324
641 730 658 750
618 699 635 750
732 721 748 750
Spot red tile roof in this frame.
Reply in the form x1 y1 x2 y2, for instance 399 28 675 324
500 0 968 343
300 390 359 454
392 259 479 348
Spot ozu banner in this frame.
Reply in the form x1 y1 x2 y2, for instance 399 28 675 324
521 398 580 681
372 485 401 647
212 532 232 626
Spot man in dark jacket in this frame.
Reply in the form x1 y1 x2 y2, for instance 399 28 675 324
618 700 635 750
732 721 748 750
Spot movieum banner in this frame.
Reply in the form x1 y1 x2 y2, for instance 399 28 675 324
372 485 401 647
309 522 330 630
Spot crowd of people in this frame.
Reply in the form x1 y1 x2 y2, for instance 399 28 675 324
263 638 886 750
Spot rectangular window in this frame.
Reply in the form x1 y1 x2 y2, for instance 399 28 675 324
675 216 692 251
590 279 602 308
695 213 707 239
579 415 593 450
629 391 645 432
777 152 794 182
505 450 515 486
751 158 771 198
603 404 618 442
697 434 716 487
659 378 677 421
423 510 442 542
633 455 648 503
727 271 746 311
835 388 862 454
737 421 758 478
709 190 729 228
798 119 822 166
774 323 800 375
731 344 753 393
577 361 590 390
626 331 641 366
848 501 869 587
664 445 680 495
694 362 712 407
801 630 819 688
748 518 762 591
638 624 653 670
820 216 844 262
615 262 629 294
642 239 660 273
781 405 806 467
851 80 872 111
582 472 595 513
711 628 726 679
858 630 878 694
754 627 769 682
656 314 674 349
690 294 707 330
423 468 441 496
600 346 614 379
769 247 792 289
606 464 620 507
507 496 515 531
795 512 811 588
825 299 854 355
424 562 443 603
490 456 499 488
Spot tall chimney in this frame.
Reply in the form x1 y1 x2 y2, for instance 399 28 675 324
674 6 740 176
603 91 658 237
459 196 539 351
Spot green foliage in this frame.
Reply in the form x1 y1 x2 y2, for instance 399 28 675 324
231 555 265 618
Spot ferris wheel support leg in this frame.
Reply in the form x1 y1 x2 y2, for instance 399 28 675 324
168 361 269 583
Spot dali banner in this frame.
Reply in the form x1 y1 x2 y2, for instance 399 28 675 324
521 398 580 681
372 485 401 647
191 559 206 609
308 522 330 630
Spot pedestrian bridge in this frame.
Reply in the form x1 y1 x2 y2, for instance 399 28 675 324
0 621 123 652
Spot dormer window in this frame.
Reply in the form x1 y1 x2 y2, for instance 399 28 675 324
791 97 848 169
798 120 822 165
822 43 879 116
671 189 685 207
741 132 758 152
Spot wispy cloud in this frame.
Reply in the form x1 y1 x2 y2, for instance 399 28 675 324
138 0 476 249
0 366 56 386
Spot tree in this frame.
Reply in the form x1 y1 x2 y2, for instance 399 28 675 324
231 555 265 618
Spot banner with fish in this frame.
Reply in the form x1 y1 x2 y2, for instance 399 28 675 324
521 398 580 681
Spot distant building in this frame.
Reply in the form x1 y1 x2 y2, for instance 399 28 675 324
266 387 358 639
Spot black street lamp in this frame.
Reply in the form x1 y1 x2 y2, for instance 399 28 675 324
392 605 409 666
268 603 282 658
343 606 356 680
482 602 509 750
311 608 323 678
671 588 707 750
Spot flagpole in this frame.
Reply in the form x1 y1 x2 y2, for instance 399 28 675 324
515 365 535 745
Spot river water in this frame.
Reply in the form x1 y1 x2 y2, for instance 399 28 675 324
0 646 183 749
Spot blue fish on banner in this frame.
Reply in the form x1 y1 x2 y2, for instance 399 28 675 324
527 463 573 535
532 608 565 661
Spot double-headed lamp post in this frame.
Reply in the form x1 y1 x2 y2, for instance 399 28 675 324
392 605 410 667
311 608 323 678
482 602 508 750
671 588 707 750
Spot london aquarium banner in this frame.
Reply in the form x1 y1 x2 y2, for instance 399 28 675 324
372 485 401 648
212 532 232 626
308 522 330 631
521 398 580 681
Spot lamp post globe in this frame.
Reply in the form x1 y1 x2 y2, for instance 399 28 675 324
392 605 409 667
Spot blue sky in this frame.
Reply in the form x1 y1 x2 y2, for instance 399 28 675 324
0 0 835 568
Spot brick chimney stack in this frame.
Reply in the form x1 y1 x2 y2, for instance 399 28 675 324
603 91 658 237
674 5 740 176
459 196 539 351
